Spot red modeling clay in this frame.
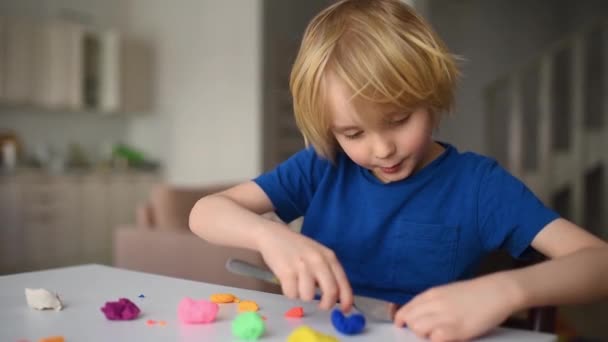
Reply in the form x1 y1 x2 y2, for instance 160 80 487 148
285 306 304 318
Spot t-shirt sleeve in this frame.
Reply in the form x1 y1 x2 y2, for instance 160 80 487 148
253 148 326 223
477 160 560 258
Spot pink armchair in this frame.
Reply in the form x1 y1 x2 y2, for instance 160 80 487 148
113 183 280 294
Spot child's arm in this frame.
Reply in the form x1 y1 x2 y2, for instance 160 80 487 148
189 181 353 311
394 218 608 341
508 218 608 306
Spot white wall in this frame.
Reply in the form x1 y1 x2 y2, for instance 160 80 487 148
0 0 124 25
122 0 262 186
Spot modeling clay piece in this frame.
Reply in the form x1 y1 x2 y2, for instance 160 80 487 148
146 319 157 326
331 309 365 335
25 288 63 311
177 297 219 324
138 294 145 298
210 293 238 303
158 320 167 326
287 325 339 342
232 312 265 340
100 298 141 320
237 300 259 312
285 306 304 318
38 336 65 342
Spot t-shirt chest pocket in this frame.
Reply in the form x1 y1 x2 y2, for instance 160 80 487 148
387 222 459 292
333 221 460 296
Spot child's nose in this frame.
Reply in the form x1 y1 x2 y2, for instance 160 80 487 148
373 137 396 159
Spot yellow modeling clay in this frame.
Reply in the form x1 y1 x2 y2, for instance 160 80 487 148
287 326 338 342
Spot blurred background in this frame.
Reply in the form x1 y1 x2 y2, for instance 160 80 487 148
0 0 607 339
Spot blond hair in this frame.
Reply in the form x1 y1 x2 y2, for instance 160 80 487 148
290 0 459 161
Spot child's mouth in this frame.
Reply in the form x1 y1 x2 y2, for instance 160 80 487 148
379 162 402 174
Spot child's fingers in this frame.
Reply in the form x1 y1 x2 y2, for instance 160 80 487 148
399 288 434 318
329 259 353 312
405 313 443 340
313 261 339 310
297 263 316 301
388 303 400 320
278 268 299 300
394 305 408 327
428 327 450 342
397 299 439 329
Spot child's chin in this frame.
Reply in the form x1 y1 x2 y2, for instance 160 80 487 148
374 170 410 183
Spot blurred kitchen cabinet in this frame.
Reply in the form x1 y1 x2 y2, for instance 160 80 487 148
81 29 122 113
3 17 36 105
0 171 158 274
98 30 121 113
120 38 156 113
0 17 5 102
31 19 84 109
19 174 81 270
107 174 135 229
79 172 157 265
50 176 82 267
0 178 23 274
0 15 153 114
134 172 158 204
80 174 110 264
18 174 57 271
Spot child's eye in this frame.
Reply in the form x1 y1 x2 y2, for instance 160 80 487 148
390 115 410 126
344 131 363 139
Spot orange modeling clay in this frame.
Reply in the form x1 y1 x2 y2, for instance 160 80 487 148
285 306 304 318
210 293 238 303
238 300 259 312
38 337 65 342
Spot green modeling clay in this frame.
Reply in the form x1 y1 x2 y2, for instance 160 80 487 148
232 312 265 340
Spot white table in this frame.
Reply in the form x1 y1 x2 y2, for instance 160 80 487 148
0 265 556 341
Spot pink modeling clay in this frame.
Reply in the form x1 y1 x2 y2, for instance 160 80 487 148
100 298 140 320
177 297 219 324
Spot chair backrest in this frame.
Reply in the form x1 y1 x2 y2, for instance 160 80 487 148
145 183 234 231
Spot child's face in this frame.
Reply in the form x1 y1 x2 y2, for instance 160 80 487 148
326 75 438 183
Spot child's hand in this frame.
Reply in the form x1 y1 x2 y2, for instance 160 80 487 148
393 275 522 341
255 223 353 312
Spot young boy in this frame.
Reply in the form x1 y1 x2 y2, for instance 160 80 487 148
189 0 608 340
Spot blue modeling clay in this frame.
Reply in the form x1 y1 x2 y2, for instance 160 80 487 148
331 308 366 335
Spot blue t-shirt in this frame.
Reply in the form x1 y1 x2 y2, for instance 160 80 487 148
254 143 559 304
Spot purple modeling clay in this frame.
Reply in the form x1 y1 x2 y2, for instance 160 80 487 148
331 308 366 335
101 298 141 320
